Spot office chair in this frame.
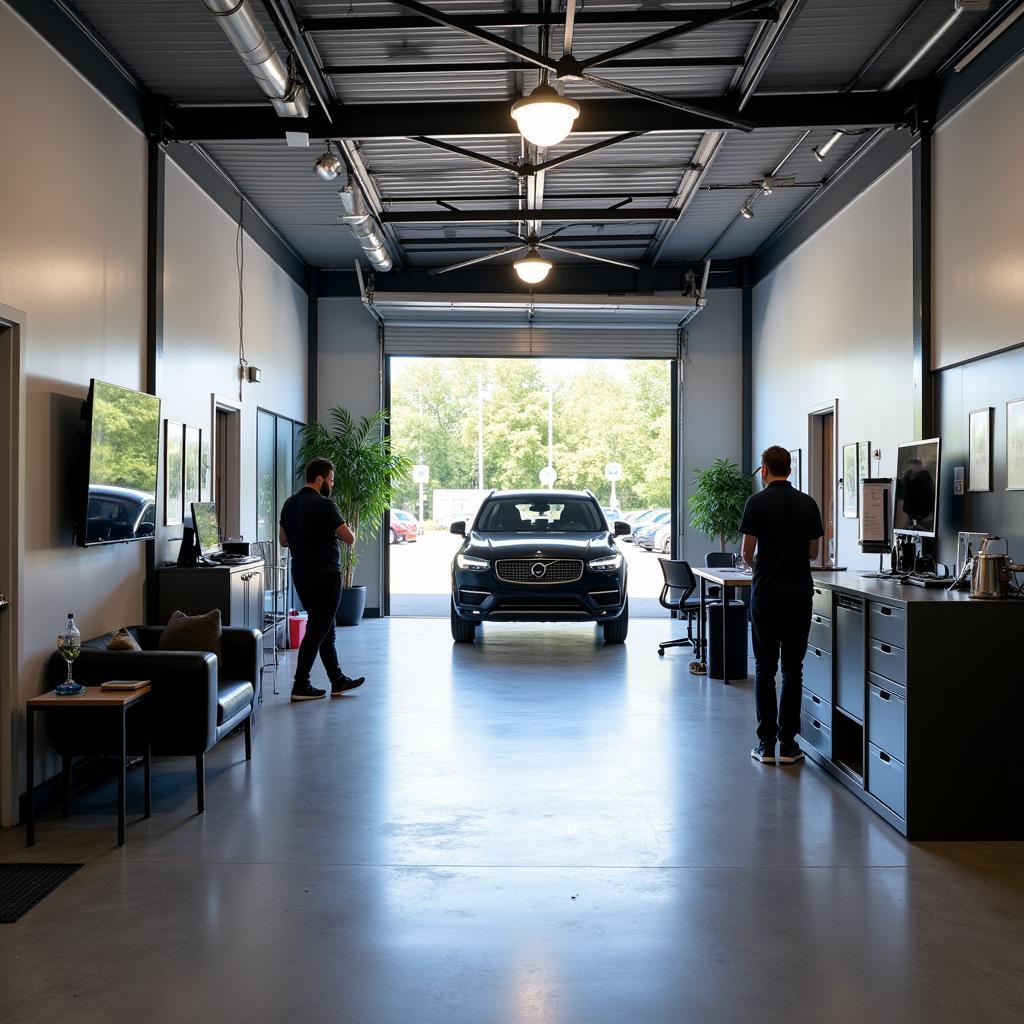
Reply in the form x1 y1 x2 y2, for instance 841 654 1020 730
704 551 734 600
657 559 700 656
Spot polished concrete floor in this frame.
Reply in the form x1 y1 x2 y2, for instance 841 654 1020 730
2 618 1023 1023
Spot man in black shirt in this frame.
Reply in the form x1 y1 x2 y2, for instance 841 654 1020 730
279 458 365 702
740 446 824 764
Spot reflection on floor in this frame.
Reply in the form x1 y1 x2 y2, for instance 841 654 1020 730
3 619 1023 1023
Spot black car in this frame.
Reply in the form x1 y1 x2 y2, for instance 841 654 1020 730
449 489 630 644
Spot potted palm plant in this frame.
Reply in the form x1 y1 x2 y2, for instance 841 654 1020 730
297 408 411 625
688 458 752 552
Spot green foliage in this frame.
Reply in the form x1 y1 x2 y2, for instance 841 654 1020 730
89 387 160 492
390 358 672 511
688 458 751 551
297 408 412 588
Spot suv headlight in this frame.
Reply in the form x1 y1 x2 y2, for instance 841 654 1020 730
589 553 623 571
457 553 490 571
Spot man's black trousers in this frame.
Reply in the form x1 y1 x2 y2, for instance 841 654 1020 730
291 568 344 687
750 595 813 747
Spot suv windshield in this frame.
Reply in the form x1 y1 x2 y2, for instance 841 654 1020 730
475 499 605 534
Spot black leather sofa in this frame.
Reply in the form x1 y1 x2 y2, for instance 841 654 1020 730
46 625 261 813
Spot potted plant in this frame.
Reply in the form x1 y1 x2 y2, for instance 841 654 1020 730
688 458 752 552
297 408 411 625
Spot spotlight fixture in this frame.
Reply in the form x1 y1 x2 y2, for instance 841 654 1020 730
739 204 755 221
513 248 553 284
510 84 580 148
812 131 843 163
314 141 344 181
761 175 775 196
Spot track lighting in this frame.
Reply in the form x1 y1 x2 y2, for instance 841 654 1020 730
513 248 553 284
314 141 344 181
511 84 580 148
812 131 843 162
761 175 774 196
739 204 755 221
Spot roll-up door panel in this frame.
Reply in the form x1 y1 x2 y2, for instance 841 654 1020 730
383 326 680 358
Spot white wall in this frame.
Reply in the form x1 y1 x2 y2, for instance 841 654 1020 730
680 288 744 564
934 52 1024 370
752 157 915 570
317 297 383 607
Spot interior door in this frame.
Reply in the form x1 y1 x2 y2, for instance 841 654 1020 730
821 411 835 566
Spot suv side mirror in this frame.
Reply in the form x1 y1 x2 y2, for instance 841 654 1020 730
450 520 466 536
614 521 631 537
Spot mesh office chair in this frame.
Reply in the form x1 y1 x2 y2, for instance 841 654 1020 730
704 551 733 599
657 559 700 656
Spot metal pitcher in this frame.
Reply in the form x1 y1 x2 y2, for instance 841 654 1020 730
969 537 1022 600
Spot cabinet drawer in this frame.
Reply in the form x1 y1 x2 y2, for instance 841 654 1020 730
802 688 832 728
803 646 832 702
868 601 906 648
808 614 832 654
812 585 832 621
868 639 907 687
868 683 906 763
868 743 906 819
800 713 832 760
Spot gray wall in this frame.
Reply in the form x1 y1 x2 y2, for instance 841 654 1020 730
752 157 915 571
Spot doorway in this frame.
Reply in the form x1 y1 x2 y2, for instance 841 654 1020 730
0 305 25 827
808 401 838 566
212 396 242 541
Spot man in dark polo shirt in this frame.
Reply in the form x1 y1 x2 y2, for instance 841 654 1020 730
279 457 365 702
740 446 824 764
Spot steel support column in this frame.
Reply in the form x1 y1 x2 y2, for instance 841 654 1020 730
307 268 319 419
912 128 934 441
741 259 753 475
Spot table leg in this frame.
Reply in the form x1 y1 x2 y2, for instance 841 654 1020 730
117 706 127 847
25 707 35 847
722 584 731 686
690 577 708 675
144 733 151 820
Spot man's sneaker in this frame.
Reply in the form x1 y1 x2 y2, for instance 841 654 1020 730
290 682 326 702
778 742 805 764
750 742 776 764
331 675 365 697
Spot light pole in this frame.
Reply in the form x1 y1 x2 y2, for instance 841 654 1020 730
477 374 492 491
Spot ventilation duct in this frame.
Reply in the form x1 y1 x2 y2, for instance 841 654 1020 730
338 186 393 273
203 0 309 118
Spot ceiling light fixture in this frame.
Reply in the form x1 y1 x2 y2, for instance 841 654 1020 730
513 248 553 284
314 141 344 181
761 175 775 196
739 204 755 221
812 131 843 162
511 84 580 148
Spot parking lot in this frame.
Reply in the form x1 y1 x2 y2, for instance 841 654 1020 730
390 529 667 617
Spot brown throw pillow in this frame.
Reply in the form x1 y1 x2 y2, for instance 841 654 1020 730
106 627 141 652
159 608 222 660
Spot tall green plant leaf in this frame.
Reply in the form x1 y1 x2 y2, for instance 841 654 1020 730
688 458 751 551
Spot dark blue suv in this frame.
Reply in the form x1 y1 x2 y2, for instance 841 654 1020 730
450 490 631 644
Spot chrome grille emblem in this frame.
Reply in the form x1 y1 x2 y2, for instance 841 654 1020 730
531 562 547 578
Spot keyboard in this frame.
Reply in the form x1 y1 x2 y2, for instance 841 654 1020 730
209 553 261 565
904 573 951 588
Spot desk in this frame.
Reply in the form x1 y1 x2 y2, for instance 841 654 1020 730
26 686 151 847
691 567 752 685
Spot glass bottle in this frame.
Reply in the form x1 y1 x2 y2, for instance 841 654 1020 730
55 612 85 696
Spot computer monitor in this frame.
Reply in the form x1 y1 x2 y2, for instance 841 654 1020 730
892 438 940 538
191 502 223 558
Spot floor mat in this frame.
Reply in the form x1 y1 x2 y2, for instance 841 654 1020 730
0 864 82 923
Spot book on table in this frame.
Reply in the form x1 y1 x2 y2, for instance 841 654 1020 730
99 680 150 691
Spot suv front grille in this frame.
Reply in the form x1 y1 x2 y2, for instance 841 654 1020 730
495 558 584 584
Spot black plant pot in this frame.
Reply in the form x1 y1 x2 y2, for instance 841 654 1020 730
336 585 367 626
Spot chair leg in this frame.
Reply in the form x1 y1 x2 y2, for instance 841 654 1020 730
195 754 205 815
244 716 252 760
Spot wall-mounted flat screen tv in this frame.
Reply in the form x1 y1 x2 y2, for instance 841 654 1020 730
76 379 161 547
892 437 940 539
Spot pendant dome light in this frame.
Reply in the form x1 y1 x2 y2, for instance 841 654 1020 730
313 140 344 181
513 248 553 284
511 84 580 148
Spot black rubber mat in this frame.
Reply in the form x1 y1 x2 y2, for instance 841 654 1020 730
0 864 82 923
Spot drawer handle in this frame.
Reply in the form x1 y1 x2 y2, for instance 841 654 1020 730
880 644 892 654
813 649 821 658
811 694 822 705
880 607 892 616
879 750 892 764
812 720 821 730
813 615 821 623
878 690 891 701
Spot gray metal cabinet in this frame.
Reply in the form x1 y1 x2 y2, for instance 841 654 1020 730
157 563 264 630
835 595 865 722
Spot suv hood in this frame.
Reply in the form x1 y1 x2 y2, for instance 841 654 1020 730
465 532 616 559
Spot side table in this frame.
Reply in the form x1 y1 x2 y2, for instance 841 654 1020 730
26 686 151 847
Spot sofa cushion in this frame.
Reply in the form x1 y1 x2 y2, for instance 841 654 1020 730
217 679 255 725
106 627 142 651
160 608 222 660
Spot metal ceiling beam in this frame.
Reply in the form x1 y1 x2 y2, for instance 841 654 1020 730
381 208 675 224
400 234 652 247
384 191 677 203
261 0 335 120
321 56 746 75
300 8 776 33
735 0 810 109
166 92 907 141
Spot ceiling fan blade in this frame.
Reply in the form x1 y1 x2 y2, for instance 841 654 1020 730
581 73 756 132
428 246 527 276
563 0 577 57
537 242 638 271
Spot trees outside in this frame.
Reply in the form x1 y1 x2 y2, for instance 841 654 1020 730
390 358 671 515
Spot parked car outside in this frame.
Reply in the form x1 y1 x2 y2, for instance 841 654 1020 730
449 489 630 644
621 508 657 543
653 524 672 554
392 508 422 538
601 506 622 529
389 512 417 544
633 509 671 550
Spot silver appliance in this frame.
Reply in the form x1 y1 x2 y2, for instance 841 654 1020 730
969 537 1024 600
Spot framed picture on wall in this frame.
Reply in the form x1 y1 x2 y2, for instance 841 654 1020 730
858 441 870 492
164 420 184 526
788 448 802 490
184 425 201 511
842 442 858 517
1007 398 1024 491
968 407 992 492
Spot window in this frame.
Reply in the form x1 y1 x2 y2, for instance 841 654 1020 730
475 499 604 534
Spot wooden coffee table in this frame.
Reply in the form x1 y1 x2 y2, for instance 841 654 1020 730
25 686 151 847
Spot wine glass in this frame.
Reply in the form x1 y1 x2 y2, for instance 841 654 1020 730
55 622 86 696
